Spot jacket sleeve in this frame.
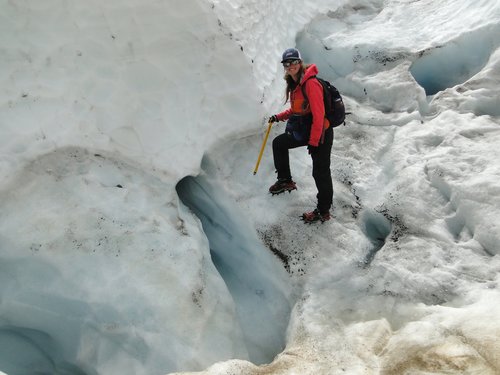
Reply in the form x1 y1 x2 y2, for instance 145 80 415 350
275 108 292 122
304 79 325 147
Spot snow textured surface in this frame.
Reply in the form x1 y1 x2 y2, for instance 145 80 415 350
1 0 500 374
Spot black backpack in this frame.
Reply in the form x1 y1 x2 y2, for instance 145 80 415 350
302 76 346 127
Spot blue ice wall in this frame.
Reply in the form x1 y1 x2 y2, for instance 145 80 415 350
176 174 292 365
410 27 498 95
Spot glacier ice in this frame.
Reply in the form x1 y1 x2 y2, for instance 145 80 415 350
176 171 292 364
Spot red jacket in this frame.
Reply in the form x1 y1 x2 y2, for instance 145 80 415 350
276 64 328 147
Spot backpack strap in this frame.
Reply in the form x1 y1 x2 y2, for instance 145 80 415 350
300 75 316 107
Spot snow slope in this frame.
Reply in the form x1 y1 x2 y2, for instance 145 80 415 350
1 0 500 374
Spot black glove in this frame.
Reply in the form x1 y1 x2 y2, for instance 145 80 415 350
269 115 278 123
308 145 319 155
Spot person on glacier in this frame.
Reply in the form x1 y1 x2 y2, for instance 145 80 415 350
268 48 333 223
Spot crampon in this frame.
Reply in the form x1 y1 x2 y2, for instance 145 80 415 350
269 179 297 195
301 209 331 223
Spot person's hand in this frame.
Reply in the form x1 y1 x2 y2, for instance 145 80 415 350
308 145 319 155
269 115 278 123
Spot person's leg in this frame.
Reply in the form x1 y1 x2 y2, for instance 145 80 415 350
272 132 305 181
311 128 334 213
270 132 306 194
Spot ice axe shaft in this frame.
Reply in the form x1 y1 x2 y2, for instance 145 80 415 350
253 121 273 175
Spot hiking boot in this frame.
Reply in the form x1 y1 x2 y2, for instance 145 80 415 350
269 179 297 195
301 209 331 223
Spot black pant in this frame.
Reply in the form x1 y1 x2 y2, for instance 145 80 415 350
272 127 334 213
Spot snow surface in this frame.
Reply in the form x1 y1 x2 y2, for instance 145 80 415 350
1 0 500 374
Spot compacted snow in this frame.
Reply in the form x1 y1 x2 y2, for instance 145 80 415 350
0 0 499 374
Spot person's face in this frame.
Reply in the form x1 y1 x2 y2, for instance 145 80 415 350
283 59 301 76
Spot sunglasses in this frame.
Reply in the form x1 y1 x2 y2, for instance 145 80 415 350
283 59 301 68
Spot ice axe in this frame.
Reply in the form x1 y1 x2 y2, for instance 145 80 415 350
253 120 273 175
